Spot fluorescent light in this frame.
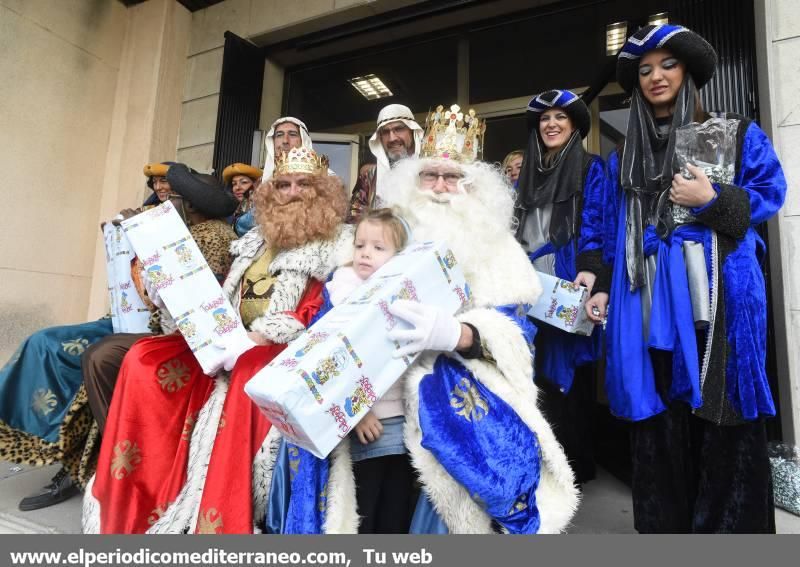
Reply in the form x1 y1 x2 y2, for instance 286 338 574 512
649 12 669 26
606 21 628 56
348 74 393 100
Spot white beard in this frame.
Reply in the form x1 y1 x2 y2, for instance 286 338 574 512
406 189 506 282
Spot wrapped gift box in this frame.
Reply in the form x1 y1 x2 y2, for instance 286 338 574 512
244 241 470 459
121 202 248 374
103 223 151 334
528 272 594 336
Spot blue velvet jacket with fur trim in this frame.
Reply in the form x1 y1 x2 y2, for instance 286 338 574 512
602 117 786 423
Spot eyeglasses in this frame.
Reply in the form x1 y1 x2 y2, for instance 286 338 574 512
380 124 411 138
418 171 464 187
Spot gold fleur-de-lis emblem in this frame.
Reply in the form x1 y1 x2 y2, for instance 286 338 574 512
197 508 223 534
110 440 141 480
318 482 328 513
288 446 300 482
147 504 169 526
157 358 191 393
61 338 90 356
181 412 198 442
507 493 528 515
450 377 489 422
31 388 58 417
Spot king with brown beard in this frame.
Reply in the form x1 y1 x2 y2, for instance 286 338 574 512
84 146 353 535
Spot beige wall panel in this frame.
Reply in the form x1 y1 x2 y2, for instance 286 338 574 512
177 143 215 173
0 5 123 279
150 3 192 160
179 95 220 149
0 0 127 68
85 0 192 319
248 0 334 34
0 268 92 364
775 124 800 217
781 215 800 311
334 0 372 8
189 0 250 55
775 0 800 41
184 47 224 101
783 309 800 432
772 36 800 127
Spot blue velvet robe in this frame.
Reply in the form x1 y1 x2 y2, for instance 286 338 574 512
603 120 786 422
0 318 114 443
528 156 605 393
266 297 546 534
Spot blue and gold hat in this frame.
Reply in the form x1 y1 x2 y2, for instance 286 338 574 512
526 90 590 139
616 24 717 94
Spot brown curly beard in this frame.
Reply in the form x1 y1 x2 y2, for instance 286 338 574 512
254 173 347 250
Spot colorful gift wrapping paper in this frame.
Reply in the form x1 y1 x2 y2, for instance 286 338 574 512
245 241 470 459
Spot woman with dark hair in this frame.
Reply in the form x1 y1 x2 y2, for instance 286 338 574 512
514 89 608 485
222 162 263 237
602 24 786 533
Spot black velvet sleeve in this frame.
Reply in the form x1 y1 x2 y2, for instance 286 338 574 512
576 248 612 296
457 322 485 360
694 184 752 240
576 248 603 275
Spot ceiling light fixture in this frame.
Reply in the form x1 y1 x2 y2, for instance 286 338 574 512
348 74 393 100
606 21 628 56
648 12 669 26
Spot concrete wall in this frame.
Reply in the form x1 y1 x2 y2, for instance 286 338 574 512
755 0 800 444
0 0 128 362
85 0 192 318
0 0 191 363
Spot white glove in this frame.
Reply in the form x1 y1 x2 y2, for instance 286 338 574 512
141 269 166 310
386 300 462 358
214 334 259 372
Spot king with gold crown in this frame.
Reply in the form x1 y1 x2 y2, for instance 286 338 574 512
83 144 354 534
265 106 580 535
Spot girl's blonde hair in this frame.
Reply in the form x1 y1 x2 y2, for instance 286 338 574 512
355 208 409 251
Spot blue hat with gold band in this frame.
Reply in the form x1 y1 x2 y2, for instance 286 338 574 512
616 24 717 94
526 89 591 139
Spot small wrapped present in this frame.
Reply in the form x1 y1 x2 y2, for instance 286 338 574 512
103 223 151 334
244 241 470 459
121 202 248 374
528 272 594 336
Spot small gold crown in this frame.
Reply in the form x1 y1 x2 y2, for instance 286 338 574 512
420 104 486 163
274 146 329 176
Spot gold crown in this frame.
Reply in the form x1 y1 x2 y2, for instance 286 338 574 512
420 104 486 163
274 146 329 176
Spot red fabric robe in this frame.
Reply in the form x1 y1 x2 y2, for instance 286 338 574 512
93 280 324 533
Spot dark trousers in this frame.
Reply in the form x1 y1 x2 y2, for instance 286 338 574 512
352 453 418 534
630 401 775 533
537 365 597 485
81 333 149 432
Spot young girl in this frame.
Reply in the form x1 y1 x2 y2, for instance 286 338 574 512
266 207 415 534
325 207 416 533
